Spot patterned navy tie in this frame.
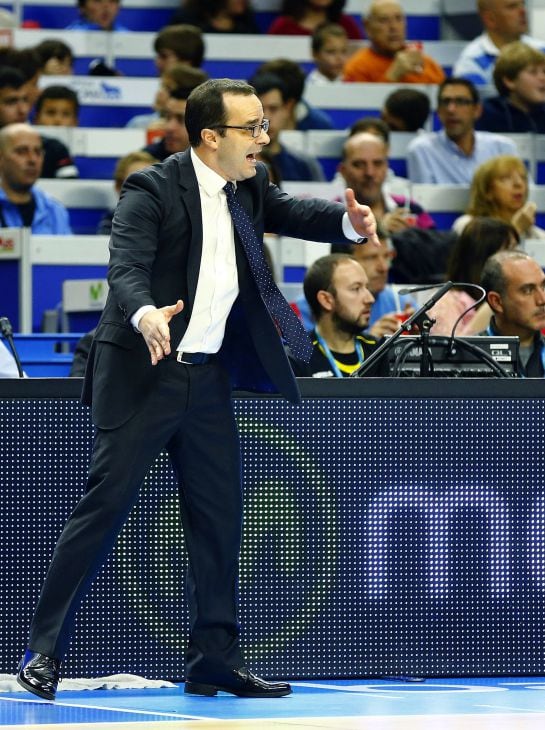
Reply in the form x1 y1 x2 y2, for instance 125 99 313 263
224 181 313 363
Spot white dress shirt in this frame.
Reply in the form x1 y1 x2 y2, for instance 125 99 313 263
131 149 239 354
176 149 239 354
131 150 363 349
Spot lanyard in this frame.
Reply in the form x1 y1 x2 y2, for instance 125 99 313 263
315 330 364 378
487 325 545 375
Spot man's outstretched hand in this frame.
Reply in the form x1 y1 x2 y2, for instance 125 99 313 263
139 299 184 365
345 188 381 247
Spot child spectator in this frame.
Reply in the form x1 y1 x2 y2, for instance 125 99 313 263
66 0 128 31
34 86 79 127
34 39 74 76
307 23 349 84
381 88 431 131
154 24 205 74
477 41 545 133
257 57 334 129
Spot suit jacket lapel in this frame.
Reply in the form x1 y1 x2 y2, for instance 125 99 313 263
177 150 203 311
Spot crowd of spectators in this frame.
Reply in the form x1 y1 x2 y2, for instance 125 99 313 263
2 0 545 379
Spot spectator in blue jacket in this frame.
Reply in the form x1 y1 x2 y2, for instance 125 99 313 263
66 0 128 31
477 41 545 133
0 124 72 234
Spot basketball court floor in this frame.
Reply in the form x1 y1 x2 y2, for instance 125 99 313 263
2 677 545 729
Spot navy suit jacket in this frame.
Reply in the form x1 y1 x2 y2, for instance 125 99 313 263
82 149 353 429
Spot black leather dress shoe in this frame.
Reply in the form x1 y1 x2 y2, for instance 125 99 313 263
17 650 61 701
184 667 292 697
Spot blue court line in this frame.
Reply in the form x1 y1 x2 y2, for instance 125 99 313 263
2 678 545 726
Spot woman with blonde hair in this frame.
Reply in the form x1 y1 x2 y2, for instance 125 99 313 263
452 154 545 240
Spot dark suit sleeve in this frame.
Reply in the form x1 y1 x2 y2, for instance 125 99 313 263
106 170 165 320
262 180 351 244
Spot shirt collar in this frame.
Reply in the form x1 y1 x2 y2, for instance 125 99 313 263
489 316 544 347
190 147 230 198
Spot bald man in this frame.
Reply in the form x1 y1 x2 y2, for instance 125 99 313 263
343 0 445 83
0 123 71 233
453 0 545 85
338 131 435 234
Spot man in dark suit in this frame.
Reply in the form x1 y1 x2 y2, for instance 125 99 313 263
17 78 378 701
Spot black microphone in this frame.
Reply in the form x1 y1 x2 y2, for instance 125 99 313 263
397 283 446 294
0 316 24 377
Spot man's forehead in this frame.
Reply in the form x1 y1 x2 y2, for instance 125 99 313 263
369 0 404 18
440 84 473 99
505 258 544 282
224 92 262 122
0 87 25 99
336 258 368 280
346 138 388 161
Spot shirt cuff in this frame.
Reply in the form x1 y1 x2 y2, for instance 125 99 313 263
342 212 367 243
131 305 156 331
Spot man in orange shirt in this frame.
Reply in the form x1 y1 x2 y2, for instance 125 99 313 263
343 0 445 83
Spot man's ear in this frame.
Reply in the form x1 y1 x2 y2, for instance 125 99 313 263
487 290 503 313
200 128 218 149
316 289 334 312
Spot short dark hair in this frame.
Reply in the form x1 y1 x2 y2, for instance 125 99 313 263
35 84 80 116
383 88 431 131
311 22 348 53
256 58 305 102
304 253 353 320
34 39 74 66
480 250 531 297
349 116 390 143
249 71 288 103
0 47 41 82
0 66 26 92
438 77 480 105
185 77 256 147
154 24 205 68
169 77 206 102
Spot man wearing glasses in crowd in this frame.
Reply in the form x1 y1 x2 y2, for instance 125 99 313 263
17 78 378 703
406 77 518 184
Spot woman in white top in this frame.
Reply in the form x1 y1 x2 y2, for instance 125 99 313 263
452 154 545 240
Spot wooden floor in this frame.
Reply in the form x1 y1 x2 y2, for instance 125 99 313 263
3 678 545 729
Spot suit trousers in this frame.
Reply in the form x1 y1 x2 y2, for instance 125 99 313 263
28 356 244 680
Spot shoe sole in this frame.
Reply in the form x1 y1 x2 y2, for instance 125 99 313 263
184 680 291 698
16 674 56 702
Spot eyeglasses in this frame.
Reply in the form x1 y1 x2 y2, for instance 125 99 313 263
437 97 476 108
211 119 270 138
